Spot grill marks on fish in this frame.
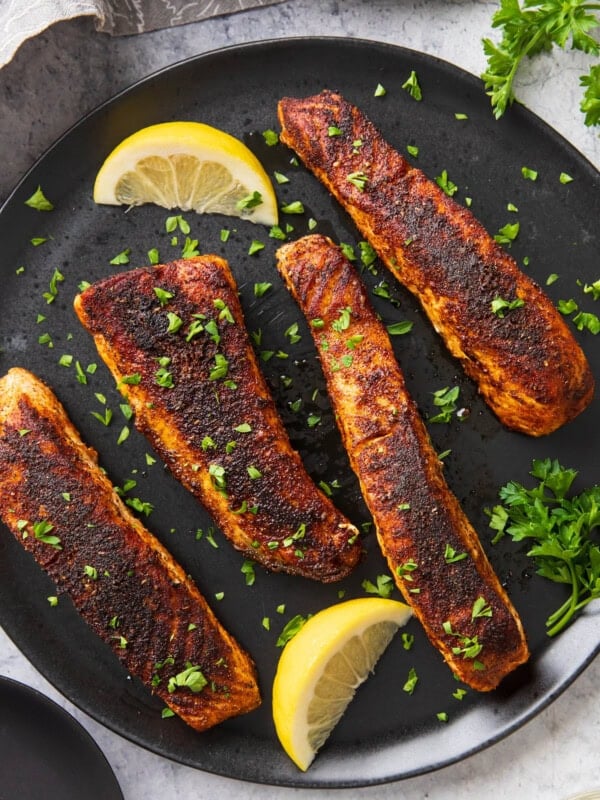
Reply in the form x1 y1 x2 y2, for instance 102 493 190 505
277 90 594 436
0 368 260 730
74 256 361 582
276 235 529 690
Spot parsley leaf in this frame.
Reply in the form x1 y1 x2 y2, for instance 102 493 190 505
481 0 600 126
25 185 54 211
487 458 600 635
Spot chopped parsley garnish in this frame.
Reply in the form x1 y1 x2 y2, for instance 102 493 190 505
25 185 54 211
166 312 183 333
494 221 520 245
237 191 264 211
280 200 305 214
167 664 207 694
154 287 174 306
119 373 142 385
284 322 301 344
471 596 493 620
83 565 98 580
209 353 229 380
386 320 413 336
396 559 418 580
109 248 131 265
521 166 538 181
374 82 387 97
181 237 200 258
276 614 310 647
402 70 423 101
435 170 458 197
262 129 279 146
43 268 64 304
332 306 352 332
248 240 265 256
362 574 394 598
116 426 130 445
443 621 484 660
444 543 468 564
358 240 377 271
165 215 190 234
327 125 343 136
346 171 369 191
91 407 113 426
241 560 256 586
429 386 460 423
403 667 419 695
269 225 287 241
32 520 61 549
155 357 174 388
254 282 272 297
208 463 227 495
491 296 525 318
559 300 600 335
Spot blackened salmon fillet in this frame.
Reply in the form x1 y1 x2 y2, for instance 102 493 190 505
277 90 593 437
74 256 361 582
276 234 529 691
0 367 260 730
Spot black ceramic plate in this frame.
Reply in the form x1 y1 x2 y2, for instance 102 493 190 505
0 37 598 789
0 675 123 800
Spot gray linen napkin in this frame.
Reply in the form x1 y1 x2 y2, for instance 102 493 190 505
0 0 284 67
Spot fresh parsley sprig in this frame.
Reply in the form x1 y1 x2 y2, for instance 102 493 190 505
481 0 600 125
487 458 600 636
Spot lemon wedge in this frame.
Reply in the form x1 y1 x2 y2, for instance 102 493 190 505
93 121 278 225
272 597 412 771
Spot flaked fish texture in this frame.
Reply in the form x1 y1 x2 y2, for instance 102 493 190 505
74 256 361 582
0 367 260 730
276 234 529 691
277 90 594 437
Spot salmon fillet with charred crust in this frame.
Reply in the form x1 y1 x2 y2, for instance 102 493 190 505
0 367 260 730
276 235 529 691
277 90 593 437
74 256 361 582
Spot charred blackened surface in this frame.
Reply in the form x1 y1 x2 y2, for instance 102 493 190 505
276 234 529 691
278 90 594 436
0 368 260 731
75 257 361 582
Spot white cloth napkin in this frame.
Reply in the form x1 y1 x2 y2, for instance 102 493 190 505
0 0 284 68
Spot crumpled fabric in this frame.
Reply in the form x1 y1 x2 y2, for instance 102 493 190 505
0 0 284 67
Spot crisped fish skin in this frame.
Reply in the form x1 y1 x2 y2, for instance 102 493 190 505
74 256 360 582
0 367 260 730
276 235 529 691
277 90 594 437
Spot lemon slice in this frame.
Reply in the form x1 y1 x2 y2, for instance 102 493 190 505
93 121 278 225
272 597 412 771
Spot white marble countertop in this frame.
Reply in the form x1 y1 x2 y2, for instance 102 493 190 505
0 2 599 799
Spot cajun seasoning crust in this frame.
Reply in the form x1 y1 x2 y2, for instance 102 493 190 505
277 90 594 437
0 367 260 730
276 235 529 691
74 256 361 582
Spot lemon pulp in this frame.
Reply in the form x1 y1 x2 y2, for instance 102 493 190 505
93 121 278 226
272 597 412 771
